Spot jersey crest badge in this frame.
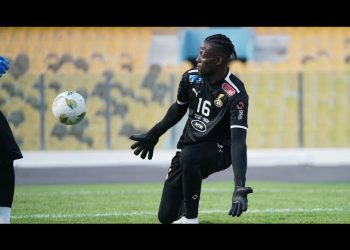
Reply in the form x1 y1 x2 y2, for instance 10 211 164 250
214 93 224 107
221 82 236 96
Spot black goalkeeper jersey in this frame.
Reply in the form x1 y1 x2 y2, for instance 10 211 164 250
176 68 249 149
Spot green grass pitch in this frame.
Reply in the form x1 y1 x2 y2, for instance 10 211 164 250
11 181 350 224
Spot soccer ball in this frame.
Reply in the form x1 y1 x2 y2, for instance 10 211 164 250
52 91 87 125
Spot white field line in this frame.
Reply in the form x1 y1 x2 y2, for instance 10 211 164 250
12 211 155 219
12 208 349 220
15 188 350 197
201 208 349 214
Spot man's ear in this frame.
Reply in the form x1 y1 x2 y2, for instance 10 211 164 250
216 56 224 65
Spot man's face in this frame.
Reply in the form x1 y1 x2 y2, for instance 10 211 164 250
196 42 220 76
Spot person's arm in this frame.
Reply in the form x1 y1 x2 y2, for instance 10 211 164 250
130 72 190 160
228 97 253 217
148 71 191 138
147 101 188 138
230 128 247 187
130 102 188 159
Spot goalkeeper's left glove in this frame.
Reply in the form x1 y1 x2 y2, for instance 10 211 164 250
228 186 253 217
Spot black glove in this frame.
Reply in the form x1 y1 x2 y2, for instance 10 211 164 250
228 186 253 217
129 134 159 160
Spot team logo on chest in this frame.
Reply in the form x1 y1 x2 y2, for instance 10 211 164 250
214 93 225 107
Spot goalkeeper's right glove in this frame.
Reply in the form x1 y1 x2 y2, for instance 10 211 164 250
129 133 159 160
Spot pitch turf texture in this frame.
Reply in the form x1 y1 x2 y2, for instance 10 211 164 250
12 181 350 224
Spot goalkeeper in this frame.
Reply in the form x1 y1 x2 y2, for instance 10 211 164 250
130 34 253 224
0 56 23 224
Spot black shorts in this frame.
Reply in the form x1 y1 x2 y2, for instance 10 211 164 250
157 141 232 223
165 141 231 185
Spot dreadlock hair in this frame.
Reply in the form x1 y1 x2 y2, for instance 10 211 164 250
204 34 237 61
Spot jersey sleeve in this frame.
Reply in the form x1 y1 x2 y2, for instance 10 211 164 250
176 73 190 105
229 94 249 130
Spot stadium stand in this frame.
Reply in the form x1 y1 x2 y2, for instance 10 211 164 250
0 27 349 150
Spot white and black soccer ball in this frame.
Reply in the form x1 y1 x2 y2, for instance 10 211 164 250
52 91 86 125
